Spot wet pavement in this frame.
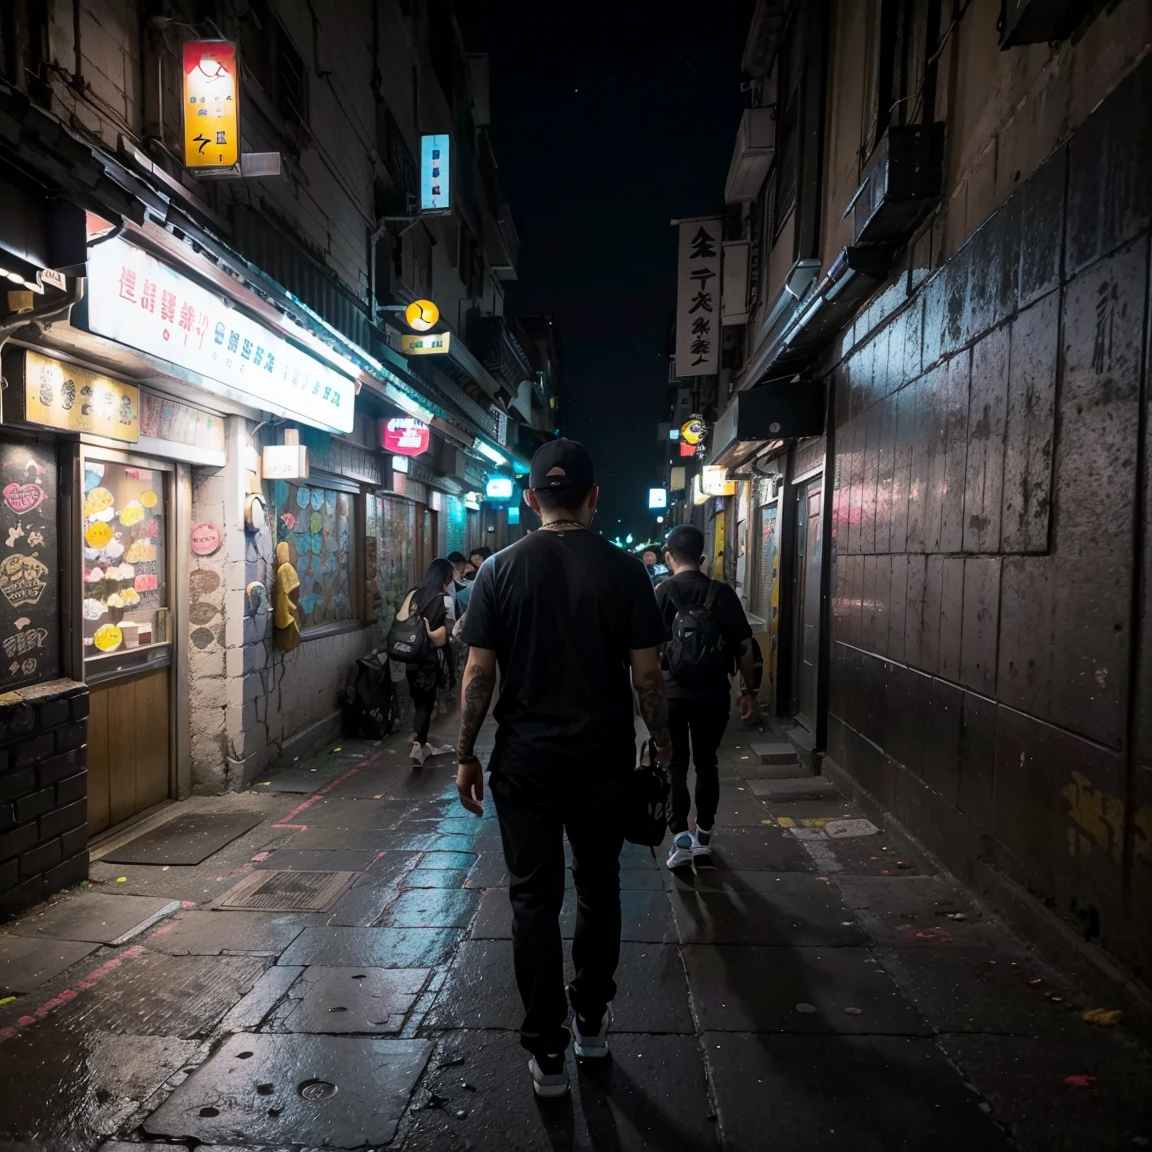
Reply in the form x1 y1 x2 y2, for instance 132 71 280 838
0 715 1150 1150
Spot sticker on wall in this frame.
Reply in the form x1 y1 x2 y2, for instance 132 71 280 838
296 487 311 509
190 521 222 556
124 540 157 564
0 553 49 607
134 574 159 593
102 538 125 560
85 521 113 549
140 489 159 508
5 522 24 548
84 487 114 517
280 512 297 531
121 587 140 606
84 567 105 584
84 465 105 492
120 500 146 527
310 511 323 533
311 488 324 511
139 519 160 538
3 482 46 515
93 623 123 652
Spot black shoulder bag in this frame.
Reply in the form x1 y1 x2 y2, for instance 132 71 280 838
624 740 670 847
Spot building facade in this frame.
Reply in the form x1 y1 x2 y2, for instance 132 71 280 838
0 0 548 914
685 0 1152 986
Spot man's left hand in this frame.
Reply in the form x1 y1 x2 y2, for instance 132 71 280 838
456 758 485 816
738 693 758 722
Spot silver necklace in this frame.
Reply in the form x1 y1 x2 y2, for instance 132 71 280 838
542 519 586 532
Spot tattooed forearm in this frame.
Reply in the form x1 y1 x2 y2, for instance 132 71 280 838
635 672 671 750
458 659 496 760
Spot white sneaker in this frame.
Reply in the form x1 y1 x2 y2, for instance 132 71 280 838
573 1006 611 1058
423 742 454 758
666 831 694 870
528 1054 569 1098
410 741 427 767
692 827 713 858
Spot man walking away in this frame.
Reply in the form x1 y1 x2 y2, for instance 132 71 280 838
656 524 758 869
455 438 670 1099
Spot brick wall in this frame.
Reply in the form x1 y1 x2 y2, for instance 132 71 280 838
823 57 1152 982
0 679 89 918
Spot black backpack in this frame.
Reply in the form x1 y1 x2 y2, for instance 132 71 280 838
340 651 395 738
385 590 429 665
664 579 727 685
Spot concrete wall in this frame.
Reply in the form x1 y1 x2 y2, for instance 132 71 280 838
821 56 1152 982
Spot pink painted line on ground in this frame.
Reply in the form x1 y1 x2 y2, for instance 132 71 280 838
0 945 145 1043
270 749 384 830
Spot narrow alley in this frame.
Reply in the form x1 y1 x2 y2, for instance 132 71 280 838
1 712 1149 1151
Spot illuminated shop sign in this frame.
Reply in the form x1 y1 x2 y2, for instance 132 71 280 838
648 488 667 509
421 134 451 213
381 417 431 457
182 41 240 170
401 332 451 356
86 237 356 434
485 476 515 500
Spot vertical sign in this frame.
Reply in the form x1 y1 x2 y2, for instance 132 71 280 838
420 134 451 212
0 437 59 690
182 41 240 170
675 217 722 376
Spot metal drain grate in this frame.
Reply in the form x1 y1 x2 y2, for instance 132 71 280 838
215 870 356 912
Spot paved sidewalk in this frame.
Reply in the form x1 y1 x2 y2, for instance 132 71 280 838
0 712 1149 1151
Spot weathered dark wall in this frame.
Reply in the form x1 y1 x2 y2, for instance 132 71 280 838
824 58 1152 982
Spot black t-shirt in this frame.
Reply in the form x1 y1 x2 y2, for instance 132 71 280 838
461 530 665 776
655 569 753 700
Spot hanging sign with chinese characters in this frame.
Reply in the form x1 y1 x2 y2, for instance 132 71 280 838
182 41 240 170
674 217 722 377
401 332 451 356
16 350 139 442
381 417 431 457
420 135 451 213
86 237 356 434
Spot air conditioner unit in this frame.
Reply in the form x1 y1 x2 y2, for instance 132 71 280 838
724 107 775 204
849 123 944 247
998 0 1099 48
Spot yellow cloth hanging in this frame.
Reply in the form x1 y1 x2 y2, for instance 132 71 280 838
273 541 302 651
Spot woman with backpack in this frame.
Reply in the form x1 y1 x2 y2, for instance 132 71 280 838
389 557 457 767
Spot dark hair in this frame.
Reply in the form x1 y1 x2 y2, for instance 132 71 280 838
415 557 455 608
534 485 592 515
642 547 659 559
447 551 467 565
665 524 705 565
469 546 493 561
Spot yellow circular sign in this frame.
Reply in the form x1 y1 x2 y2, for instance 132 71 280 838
94 623 123 652
405 299 440 333
680 415 708 446
85 521 113 548
140 490 158 508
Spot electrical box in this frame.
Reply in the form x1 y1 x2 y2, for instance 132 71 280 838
850 123 944 247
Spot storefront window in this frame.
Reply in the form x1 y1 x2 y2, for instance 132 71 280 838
271 480 356 629
82 459 169 661
371 494 418 638
445 494 467 557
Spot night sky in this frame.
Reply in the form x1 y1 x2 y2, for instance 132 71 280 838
458 2 754 538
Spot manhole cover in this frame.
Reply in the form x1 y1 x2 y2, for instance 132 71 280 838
216 870 355 912
299 1079 338 1100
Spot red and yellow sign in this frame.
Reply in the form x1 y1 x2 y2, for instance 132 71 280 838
182 41 240 170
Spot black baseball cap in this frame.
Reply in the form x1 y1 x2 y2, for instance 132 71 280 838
530 438 595 490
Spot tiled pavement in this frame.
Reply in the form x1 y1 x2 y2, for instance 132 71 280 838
0 714 1149 1151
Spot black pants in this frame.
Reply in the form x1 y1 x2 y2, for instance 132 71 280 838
407 671 437 745
490 770 624 1057
667 696 730 834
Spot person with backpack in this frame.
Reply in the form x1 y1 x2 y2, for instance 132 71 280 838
387 557 457 767
655 524 758 869
454 438 671 1099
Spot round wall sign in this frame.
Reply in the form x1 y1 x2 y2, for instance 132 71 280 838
404 299 440 332
190 521 223 556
